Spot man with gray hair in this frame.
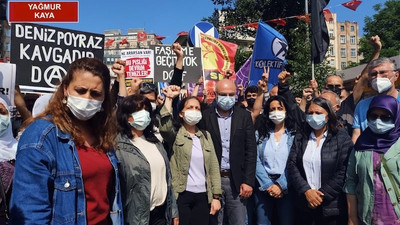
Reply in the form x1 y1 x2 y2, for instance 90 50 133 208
352 57 400 143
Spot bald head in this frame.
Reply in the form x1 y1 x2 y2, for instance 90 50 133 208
270 85 278 97
320 90 340 112
216 79 236 96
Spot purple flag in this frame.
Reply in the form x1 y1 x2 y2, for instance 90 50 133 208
235 55 252 97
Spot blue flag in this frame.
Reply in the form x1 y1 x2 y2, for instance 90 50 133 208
249 21 288 89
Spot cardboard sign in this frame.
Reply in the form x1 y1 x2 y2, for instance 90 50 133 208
151 45 202 83
10 23 104 93
0 63 16 105
121 49 154 83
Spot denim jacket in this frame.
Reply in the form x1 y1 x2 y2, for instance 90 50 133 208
9 118 123 225
255 130 294 193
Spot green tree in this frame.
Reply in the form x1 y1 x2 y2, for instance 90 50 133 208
205 0 335 96
358 0 400 63
286 21 336 97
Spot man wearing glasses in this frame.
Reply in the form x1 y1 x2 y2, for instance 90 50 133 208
352 57 400 143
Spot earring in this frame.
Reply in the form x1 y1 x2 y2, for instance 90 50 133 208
62 97 67 104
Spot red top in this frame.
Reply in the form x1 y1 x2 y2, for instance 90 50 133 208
77 146 113 225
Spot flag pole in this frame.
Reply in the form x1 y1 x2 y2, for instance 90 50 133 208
305 0 315 80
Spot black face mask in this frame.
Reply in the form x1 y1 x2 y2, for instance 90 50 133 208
327 85 342 97
247 98 256 108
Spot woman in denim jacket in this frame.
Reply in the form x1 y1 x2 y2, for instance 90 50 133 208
116 94 178 225
9 58 123 225
247 96 295 225
345 95 400 225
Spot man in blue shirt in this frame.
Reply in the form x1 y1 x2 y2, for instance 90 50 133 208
199 79 257 225
352 57 400 143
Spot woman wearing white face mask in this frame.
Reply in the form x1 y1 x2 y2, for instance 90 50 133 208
10 58 123 225
345 95 400 225
0 96 17 224
159 85 222 225
247 96 295 225
287 97 353 225
116 94 178 225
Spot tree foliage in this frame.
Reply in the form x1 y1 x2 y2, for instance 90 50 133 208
358 0 400 63
205 0 335 97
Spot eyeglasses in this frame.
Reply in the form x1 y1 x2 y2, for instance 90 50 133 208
369 70 396 78
326 85 342 90
140 82 157 94
367 113 393 123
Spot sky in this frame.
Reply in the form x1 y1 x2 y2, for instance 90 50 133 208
8 0 390 44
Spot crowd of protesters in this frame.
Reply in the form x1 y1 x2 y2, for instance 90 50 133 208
0 34 399 225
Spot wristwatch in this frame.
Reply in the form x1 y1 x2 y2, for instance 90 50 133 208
213 194 221 200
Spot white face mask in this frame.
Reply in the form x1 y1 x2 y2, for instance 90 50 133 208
371 77 393 93
150 102 157 112
269 111 286 125
0 114 10 137
66 94 103 121
130 110 151 131
183 110 202 126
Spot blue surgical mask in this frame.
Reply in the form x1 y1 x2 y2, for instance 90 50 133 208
130 110 151 131
306 114 327 130
217 95 235 111
368 118 395 134
0 114 10 137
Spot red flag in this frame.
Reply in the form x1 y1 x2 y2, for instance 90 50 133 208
323 9 333 22
119 38 129 45
296 14 310 24
221 25 236 30
156 35 166 41
245 23 258 29
105 38 115 47
269 18 287 26
342 0 362 11
137 32 147 41
177 31 188 36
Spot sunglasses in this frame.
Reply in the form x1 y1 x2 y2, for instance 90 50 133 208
140 82 157 93
367 113 393 123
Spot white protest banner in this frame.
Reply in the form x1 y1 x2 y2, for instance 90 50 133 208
10 23 104 93
0 63 16 105
121 49 154 83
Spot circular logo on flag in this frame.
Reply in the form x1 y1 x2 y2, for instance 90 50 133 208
271 38 288 61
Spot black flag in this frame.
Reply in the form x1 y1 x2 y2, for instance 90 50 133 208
311 0 330 64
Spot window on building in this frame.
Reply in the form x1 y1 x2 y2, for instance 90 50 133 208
329 20 334 24
350 36 356 45
341 62 347 70
341 48 346 58
340 35 346 44
340 25 344 31
329 29 334 38
351 26 355 32
351 48 356 58
329 46 334 56
330 59 335 67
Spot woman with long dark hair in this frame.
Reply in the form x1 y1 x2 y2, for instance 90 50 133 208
159 85 222 225
287 97 353 225
9 57 123 224
247 96 295 225
116 94 178 225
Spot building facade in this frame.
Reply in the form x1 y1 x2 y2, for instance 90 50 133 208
103 29 162 71
326 13 363 71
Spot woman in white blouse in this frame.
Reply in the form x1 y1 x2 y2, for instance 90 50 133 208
286 97 353 225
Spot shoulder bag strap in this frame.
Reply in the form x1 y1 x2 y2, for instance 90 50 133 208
380 154 400 203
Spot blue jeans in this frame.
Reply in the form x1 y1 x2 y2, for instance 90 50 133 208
247 188 294 225
210 177 247 225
